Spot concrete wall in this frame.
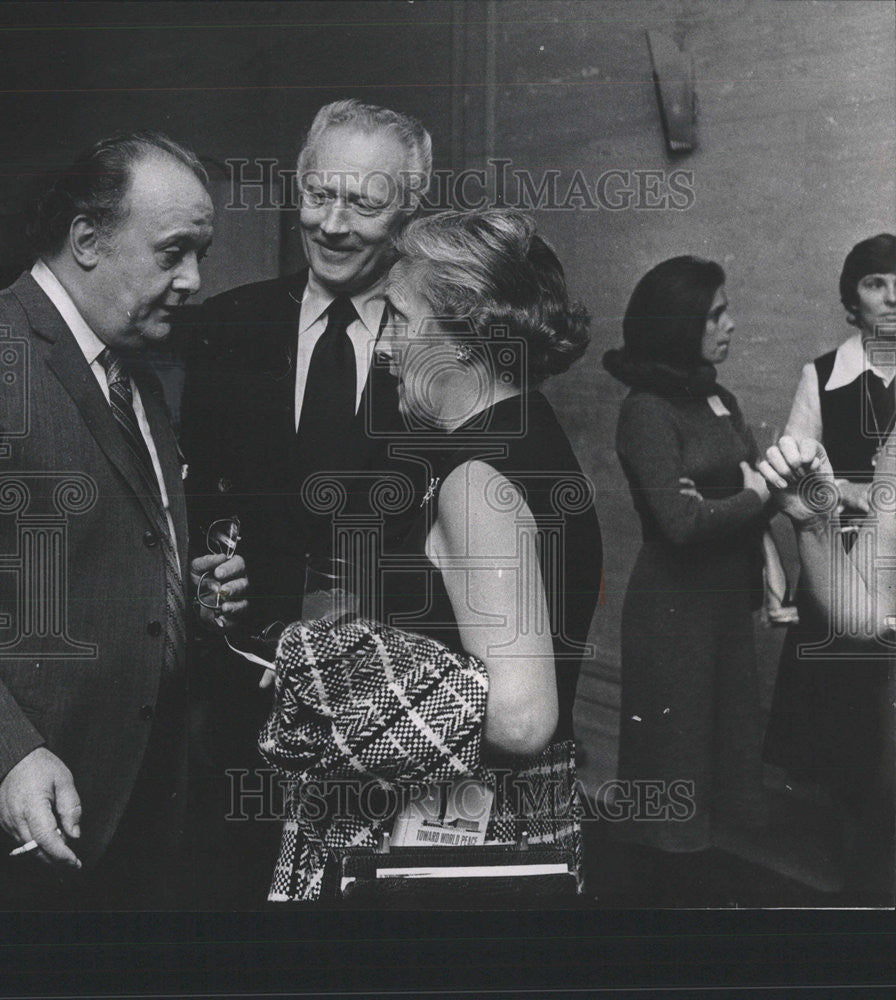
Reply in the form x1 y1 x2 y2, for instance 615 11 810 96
467 0 895 784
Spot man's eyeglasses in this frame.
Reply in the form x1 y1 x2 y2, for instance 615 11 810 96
196 517 241 610
300 187 392 218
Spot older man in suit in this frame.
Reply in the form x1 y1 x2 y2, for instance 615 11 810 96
186 99 431 628
0 131 247 908
182 100 431 905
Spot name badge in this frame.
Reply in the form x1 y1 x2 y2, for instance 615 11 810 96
706 395 731 417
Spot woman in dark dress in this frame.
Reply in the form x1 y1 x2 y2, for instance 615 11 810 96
262 209 602 901
603 256 770 898
380 208 602 756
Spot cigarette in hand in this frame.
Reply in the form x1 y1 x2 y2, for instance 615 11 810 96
9 839 39 857
8 826 62 857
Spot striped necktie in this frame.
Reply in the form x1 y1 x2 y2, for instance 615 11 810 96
98 346 186 674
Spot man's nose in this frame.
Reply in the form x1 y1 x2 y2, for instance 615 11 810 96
884 277 896 304
319 200 351 235
172 253 202 296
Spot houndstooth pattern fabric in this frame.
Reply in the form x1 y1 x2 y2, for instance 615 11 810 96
259 618 582 901
483 741 584 894
259 618 489 783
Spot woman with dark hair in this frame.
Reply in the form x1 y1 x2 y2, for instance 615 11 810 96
764 234 896 892
782 234 896 498
602 256 770 899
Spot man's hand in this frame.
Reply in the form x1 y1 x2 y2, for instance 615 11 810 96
191 553 249 631
0 748 82 867
757 436 836 525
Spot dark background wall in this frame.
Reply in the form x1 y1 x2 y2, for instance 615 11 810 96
468 0 896 786
1 0 893 791
0 0 460 292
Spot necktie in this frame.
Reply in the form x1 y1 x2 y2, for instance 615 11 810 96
297 295 358 475
99 348 161 501
99 347 186 675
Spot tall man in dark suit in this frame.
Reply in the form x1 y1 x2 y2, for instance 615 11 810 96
0 132 247 908
182 101 431 905
186 100 432 627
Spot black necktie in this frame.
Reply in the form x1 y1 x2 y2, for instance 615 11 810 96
297 295 358 474
98 347 186 674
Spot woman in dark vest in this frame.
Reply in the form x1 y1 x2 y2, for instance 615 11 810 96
759 430 896 904
603 256 771 903
765 233 896 893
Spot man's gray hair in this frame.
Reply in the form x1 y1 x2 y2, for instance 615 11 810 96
296 99 432 209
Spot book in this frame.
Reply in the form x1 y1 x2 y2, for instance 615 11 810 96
390 778 494 848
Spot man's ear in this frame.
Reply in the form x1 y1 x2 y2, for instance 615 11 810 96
69 215 102 269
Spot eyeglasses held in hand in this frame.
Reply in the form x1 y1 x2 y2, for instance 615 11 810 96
196 517 241 611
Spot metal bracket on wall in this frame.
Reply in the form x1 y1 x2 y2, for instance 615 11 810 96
646 30 697 155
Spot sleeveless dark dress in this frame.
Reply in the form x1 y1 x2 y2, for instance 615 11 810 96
765 350 895 812
377 390 602 745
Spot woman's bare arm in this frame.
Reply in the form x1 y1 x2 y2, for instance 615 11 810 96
427 460 558 757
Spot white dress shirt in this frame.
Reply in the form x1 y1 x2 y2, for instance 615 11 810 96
784 331 896 442
294 270 388 430
30 259 180 565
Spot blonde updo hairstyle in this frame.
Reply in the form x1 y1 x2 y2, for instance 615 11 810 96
393 209 590 386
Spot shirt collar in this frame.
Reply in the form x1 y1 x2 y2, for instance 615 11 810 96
826 331 896 390
299 269 387 338
30 259 108 366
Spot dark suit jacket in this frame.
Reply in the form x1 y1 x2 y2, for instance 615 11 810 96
0 272 189 868
182 270 404 627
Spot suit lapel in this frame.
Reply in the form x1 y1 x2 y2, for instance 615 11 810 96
346 301 399 469
267 270 306 436
12 273 180 538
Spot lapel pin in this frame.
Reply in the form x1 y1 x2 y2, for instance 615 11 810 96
420 477 440 507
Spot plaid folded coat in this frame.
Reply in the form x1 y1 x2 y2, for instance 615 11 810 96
259 618 581 902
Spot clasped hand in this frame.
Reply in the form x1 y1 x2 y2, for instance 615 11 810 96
757 435 835 524
190 552 250 630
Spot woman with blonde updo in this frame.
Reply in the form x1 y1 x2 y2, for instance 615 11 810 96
381 208 602 756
